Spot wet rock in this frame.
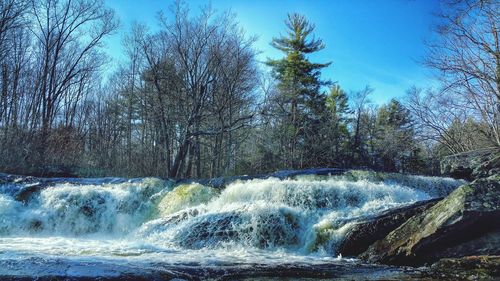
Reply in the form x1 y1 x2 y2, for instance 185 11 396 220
26 219 44 232
163 208 200 225
0 174 43 198
14 182 45 202
337 198 441 256
177 212 241 248
135 208 201 238
360 175 500 266
427 255 500 280
0 173 34 184
177 209 301 249
440 147 500 180
157 183 218 216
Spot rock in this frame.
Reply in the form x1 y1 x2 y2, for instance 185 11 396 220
163 208 200 225
440 147 500 180
474 152 500 179
157 183 218 216
177 212 241 248
427 255 500 280
14 182 45 202
337 198 441 257
134 208 201 238
360 175 500 266
176 209 301 249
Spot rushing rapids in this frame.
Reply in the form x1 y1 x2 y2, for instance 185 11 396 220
0 170 465 279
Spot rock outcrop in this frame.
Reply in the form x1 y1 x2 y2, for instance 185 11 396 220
473 152 500 179
360 175 500 266
337 198 441 256
440 147 500 180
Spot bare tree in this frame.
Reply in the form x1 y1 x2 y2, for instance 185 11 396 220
405 86 485 153
29 0 118 168
106 2 259 178
350 86 373 165
0 0 27 126
0 0 27 61
425 0 500 147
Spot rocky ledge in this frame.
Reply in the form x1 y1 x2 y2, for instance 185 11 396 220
337 198 442 256
337 147 499 280
360 174 499 266
440 147 500 180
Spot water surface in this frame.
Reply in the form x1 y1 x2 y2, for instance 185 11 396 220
0 172 464 279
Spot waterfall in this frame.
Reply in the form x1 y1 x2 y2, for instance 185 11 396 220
0 171 465 272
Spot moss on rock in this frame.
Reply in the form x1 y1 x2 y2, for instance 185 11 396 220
157 183 218 217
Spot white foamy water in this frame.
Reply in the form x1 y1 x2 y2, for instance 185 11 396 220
0 172 465 278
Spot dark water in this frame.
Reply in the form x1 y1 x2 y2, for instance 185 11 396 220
0 257 426 280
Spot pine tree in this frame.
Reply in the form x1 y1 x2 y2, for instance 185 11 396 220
375 99 419 172
266 13 330 168
325 85 351 166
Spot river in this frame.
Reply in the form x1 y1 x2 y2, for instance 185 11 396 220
0 171 464 280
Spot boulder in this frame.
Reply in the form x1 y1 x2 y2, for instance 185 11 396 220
14 182 45 202
176 209 301 249
337 198 441 256
177 212 241 248
440 147 500 180
473 152 500 179
360 175 500 266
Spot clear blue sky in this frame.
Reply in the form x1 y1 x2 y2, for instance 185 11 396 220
105 0 441 104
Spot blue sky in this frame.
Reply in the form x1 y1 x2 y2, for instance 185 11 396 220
105 0 441 104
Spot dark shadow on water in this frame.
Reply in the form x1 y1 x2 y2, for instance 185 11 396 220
0 258 428 280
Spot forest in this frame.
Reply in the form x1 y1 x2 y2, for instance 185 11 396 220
0 0 498 179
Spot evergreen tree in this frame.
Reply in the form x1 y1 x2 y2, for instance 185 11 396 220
325 85 351 167
266 13 330 168
375 99 420 172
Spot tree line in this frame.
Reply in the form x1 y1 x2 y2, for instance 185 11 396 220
0 0 498 178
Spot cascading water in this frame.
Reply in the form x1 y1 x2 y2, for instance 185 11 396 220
0 171 465 279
